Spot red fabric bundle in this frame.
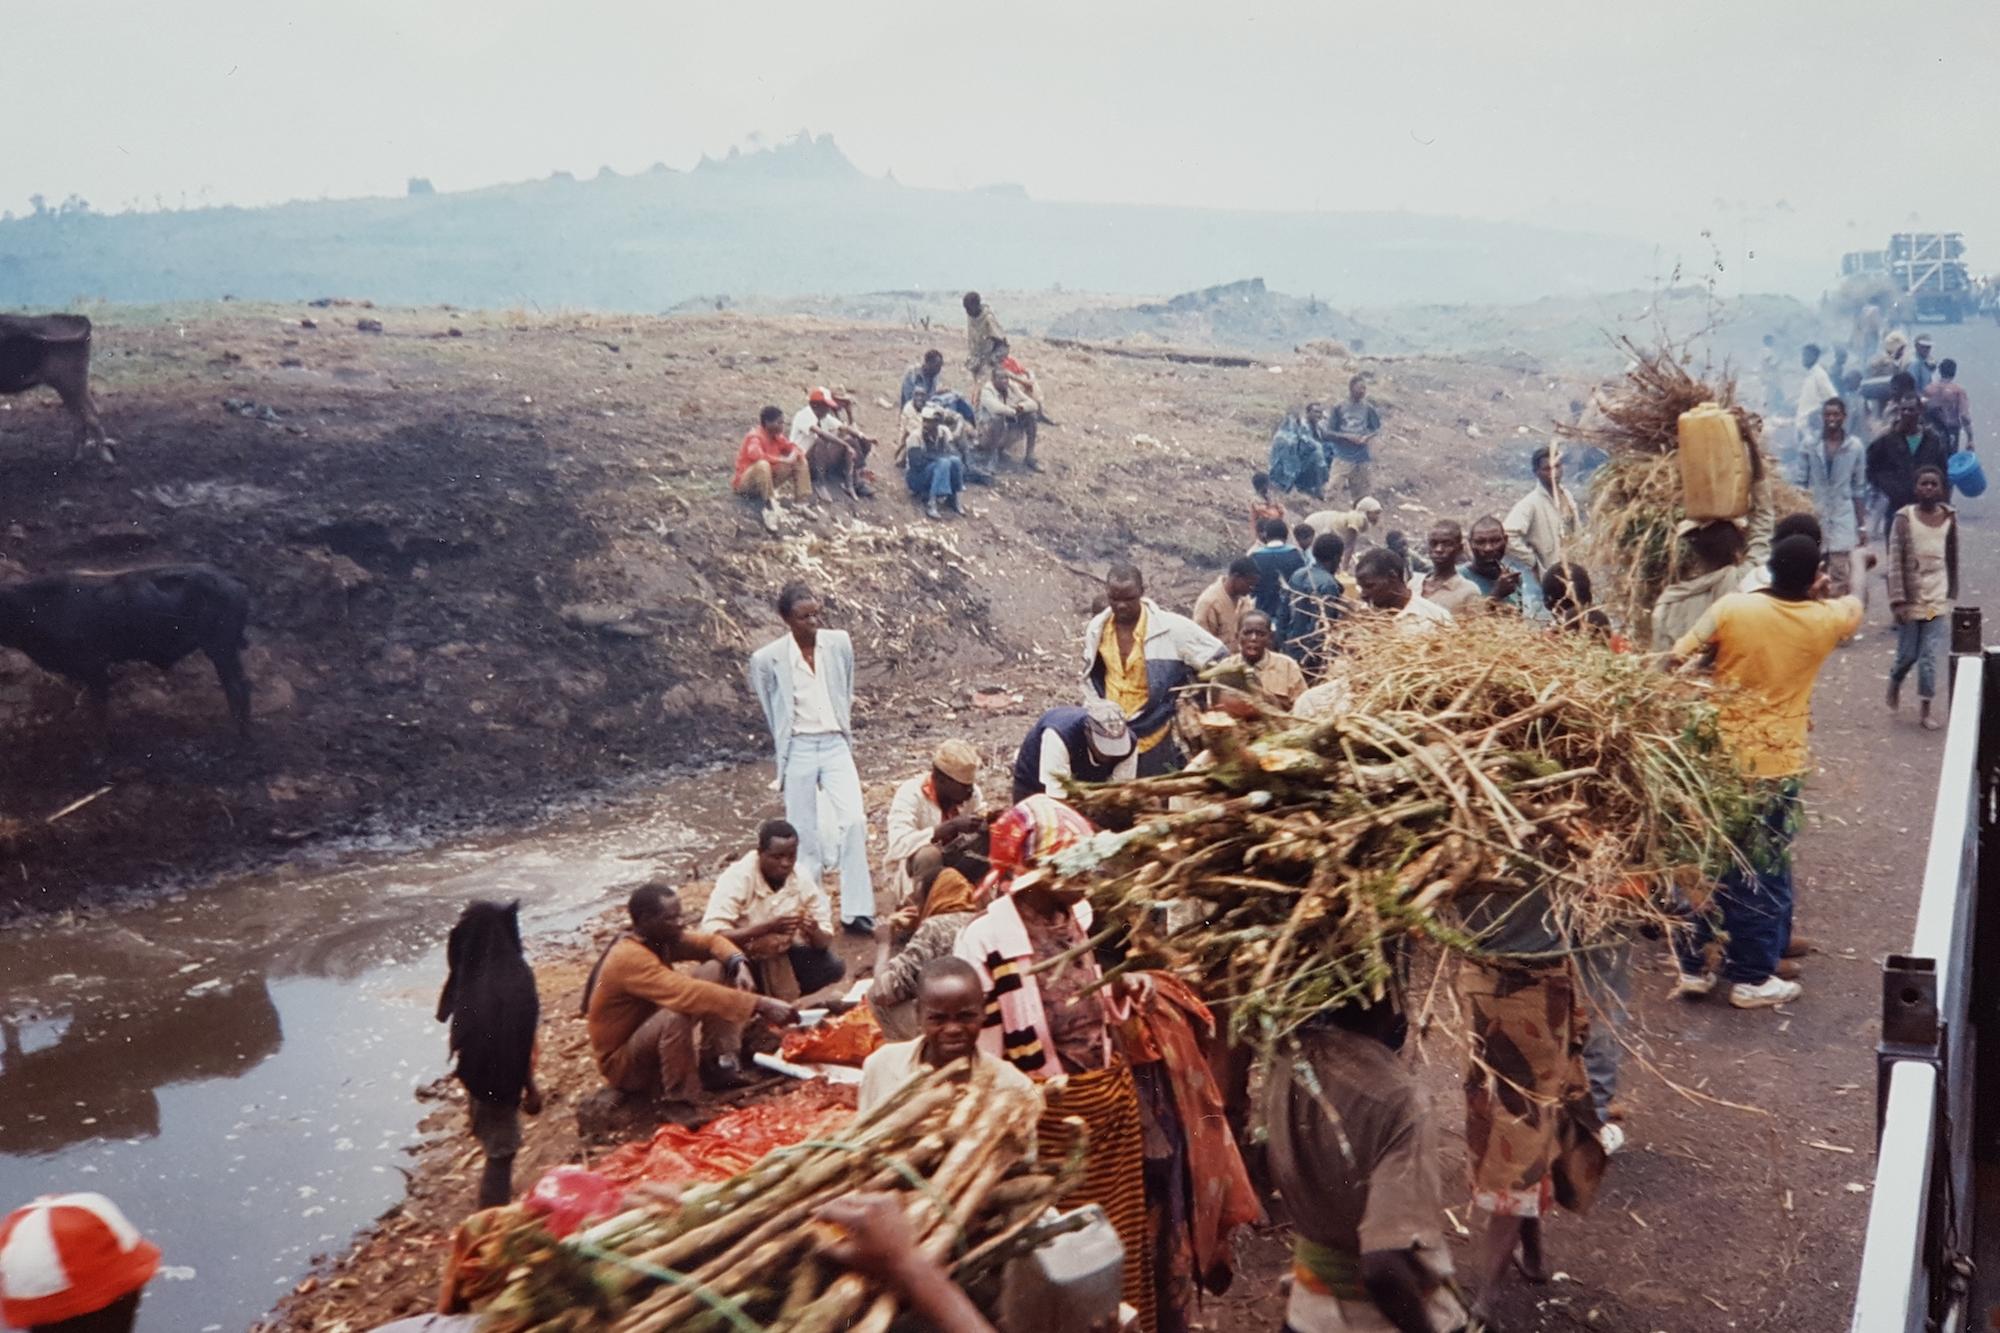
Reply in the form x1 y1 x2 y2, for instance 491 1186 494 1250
592 1081 858 1188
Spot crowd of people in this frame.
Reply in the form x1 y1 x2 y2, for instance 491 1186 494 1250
729 292 1052 530
6 326 1978 1333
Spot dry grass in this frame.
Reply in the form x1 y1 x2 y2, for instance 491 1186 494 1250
1561 340 1800 639
1033 615 1751 1054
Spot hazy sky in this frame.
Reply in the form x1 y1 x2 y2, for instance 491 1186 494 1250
10 0 1999 290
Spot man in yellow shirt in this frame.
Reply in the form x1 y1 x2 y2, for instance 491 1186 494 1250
1082 563 1226 776
1668 534 1862 1009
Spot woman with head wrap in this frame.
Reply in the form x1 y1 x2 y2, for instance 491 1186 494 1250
955 797 1258 1332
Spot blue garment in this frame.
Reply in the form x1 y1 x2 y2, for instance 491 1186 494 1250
1909 359 1935 393
1892 616 1949 700
1267 417 1329 496
1673 780 1800 985
1461 560 1547 619
900 366 976 422
1279 563 1346 672
1790 434 1867 551
1010 706 1121 803
1249 542 1307 625
905 451 963 503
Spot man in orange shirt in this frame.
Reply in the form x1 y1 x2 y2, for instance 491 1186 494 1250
583 882 798 1098
732 405 810 532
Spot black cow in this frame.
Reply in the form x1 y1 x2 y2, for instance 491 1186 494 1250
0 565 252 736
0 313 115 463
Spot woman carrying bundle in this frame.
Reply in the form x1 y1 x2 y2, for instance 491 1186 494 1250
954 795 1256 1333
436 900 543 1210
1452 886 1605 1326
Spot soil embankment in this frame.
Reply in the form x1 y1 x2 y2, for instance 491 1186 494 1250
0 304 1558 914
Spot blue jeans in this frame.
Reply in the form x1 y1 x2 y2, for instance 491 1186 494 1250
1673 781 1801 985
1578 937 1631 1118
1891 615 1948 699
906 454 963 502
781 732 874 921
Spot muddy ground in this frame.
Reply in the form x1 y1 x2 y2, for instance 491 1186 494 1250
0 303 1556 914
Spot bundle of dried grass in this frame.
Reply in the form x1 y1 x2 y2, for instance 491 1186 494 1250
1560 339 1795 640
469 1059 1075 1333
1035 615 1751 1053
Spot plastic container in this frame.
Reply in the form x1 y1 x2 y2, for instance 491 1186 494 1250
1949 449 1986 497
1677 403 1753 521
998 1204 1125 1333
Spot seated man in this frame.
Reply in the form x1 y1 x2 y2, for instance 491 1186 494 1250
793 387 876 502
1010 699 1138 803
732 405 810 533
976 367 1040 471
1002 354 1056 425
901 349 977 423
883 740 986 915
860 957 1037 1113
700 819 847 1002
904 405 968 519
584 883 795 1098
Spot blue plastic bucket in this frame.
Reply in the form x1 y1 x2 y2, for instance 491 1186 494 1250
1949 448 1986 497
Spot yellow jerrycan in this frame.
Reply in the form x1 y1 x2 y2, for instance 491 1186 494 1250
1676 403 1752 522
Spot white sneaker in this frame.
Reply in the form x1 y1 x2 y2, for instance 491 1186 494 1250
1670 970 1716 999
1729 976 1803 1009
1599 1123 1626 1155
761 502 780 534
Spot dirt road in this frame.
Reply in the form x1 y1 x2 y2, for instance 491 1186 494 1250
1430 324 2000 1333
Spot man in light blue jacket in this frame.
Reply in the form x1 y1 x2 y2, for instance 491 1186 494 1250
748 583 874 932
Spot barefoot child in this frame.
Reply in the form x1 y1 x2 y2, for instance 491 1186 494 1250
1887 464 1959 731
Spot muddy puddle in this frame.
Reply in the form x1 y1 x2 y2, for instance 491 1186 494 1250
0 763 774 1333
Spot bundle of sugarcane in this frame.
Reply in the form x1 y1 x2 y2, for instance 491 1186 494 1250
1035 615 1753 1052
1559 339 1798 639
473 1057 1078 1333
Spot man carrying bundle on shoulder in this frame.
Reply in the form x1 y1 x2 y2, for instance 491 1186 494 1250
1266 978 1471 1333
1667 533 1861 1009
1451 879 1605 1326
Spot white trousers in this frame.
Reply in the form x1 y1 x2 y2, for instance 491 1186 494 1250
782 732 873 921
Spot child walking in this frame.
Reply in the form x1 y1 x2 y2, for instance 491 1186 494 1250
1887 464 1959 731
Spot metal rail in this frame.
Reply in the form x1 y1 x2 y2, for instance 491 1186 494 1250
1850 637 1987 1332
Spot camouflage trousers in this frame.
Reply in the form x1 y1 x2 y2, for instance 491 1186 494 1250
1458 959 1605 1219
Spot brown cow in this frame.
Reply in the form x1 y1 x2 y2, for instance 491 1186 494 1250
0 313 115 463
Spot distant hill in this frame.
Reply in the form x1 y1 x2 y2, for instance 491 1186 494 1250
0 134 1674 312
1044 278 1385 355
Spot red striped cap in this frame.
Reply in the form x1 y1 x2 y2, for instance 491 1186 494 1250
0 1194 160 1328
